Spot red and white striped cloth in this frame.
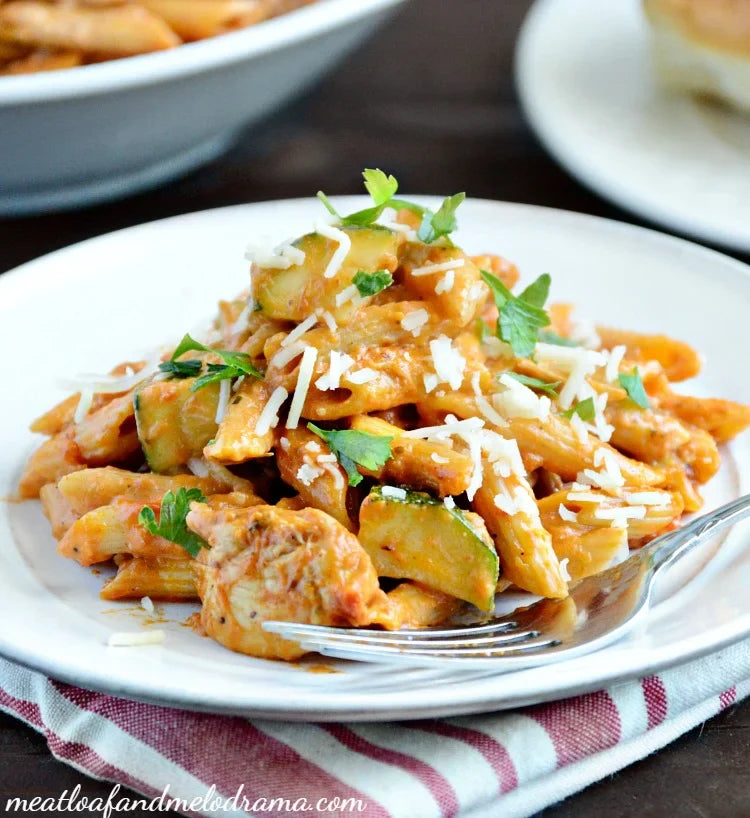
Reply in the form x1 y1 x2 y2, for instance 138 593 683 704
2 640 749 818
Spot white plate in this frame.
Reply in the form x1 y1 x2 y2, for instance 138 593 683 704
516 0 750 253
1 197 749 721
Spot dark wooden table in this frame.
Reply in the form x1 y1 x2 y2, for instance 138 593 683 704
2 1 749 815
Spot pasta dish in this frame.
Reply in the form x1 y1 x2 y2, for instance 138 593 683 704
19 170 750 660
0 0 315 75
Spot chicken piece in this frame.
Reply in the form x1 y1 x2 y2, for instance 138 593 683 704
188 504 394 660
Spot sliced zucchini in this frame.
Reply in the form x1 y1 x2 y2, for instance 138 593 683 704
253 226 401 322
358 487 499 611
134 377 220 473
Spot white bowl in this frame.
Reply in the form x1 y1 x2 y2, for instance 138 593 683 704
0 0 406 215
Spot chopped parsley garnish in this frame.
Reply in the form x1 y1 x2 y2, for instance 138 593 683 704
161 333 263 391
480 270 551 359
138 488 208 558
317 169 465 244
506 372 561 397
353 269 393 297
307 422 393 487
475 316 492 341
618 367 651 410
157 359 203 379
537 330 579 347
561 397 596 422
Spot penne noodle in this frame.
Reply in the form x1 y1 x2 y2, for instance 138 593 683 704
596 326 701 382
100 556 198 601
204 378 274 463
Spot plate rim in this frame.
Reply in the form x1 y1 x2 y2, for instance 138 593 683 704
2 196 750 721
514 0 750 254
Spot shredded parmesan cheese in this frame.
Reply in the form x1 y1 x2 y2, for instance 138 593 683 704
401 308 429 337
431 452 450 464
595 505 647 522
626 491 667 506
286 346 318 429
281 313 318 347
435 270 455 294
559 504 578 523
606 345 627 383
279 437 290 452
347 368 378 385
296 463 323 486
108 630 165 647
255 386 288 436
140 596 154 613
318 310 338 332
443 496 456 510
270 340 306 369
411 259 465 277
215 379 231 424
493 373 551 421
381 486 407 500
74 389 94 424
559 558 572 583
423 373 439 393
315 220 352 279
429 335 466 390
245 237 305 269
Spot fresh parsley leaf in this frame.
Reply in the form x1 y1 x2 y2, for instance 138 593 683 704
353 269 393 297
363 169 399 205
480 270 551 359
307 423 393 487
170 333 263 391
316 169 464 242
417 193 466 244
561 397 596 422
618 367 651 410
505 372 561 397
537 330 580 347
475 317 492 341
157 359 203 379
138 487 208 558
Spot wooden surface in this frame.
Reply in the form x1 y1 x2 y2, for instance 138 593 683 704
1 0 749 815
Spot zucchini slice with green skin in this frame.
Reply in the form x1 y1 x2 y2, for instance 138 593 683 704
253 226 401 322
358 487 499 612
134 377 220 474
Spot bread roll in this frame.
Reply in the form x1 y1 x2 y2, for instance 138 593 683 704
644 0 750 112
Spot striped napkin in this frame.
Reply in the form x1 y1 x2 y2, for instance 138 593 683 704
1 641 749 818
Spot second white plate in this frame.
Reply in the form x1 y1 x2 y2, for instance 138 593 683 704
1 197 750 720
516 0 750 253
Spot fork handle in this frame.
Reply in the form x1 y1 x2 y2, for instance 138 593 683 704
647 494 750 574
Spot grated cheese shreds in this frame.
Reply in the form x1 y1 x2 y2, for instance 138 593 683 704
569 412 590 444
318 310 338 332
279 437 290 452
335 284 361 308
492 478 538 517
270 340 306 369
403 417 485 440
595 505 647 522
443 496 456 509
230 301 253 336
255 386 289 436
431 452 450 464
140 596 154 613
315 220 352 279
187 457 209 477
381 486 407 500
347 367 378 385
435 269 455 295
232 375 245 393
411 258 465 277
570 319 601 350
462 429 483 501
379 220 419 242
493 373 551 421
245 237 305 269
567 490 605 504
108 630 165 647
74 389 94 424
481 430 526 478
286 346 318 429
627 491 668 506
62 352 163 396
281 312 318 347
315 351 354 391
401 308 429 337
215 379 231 424
559 558 572 583
321 462 345 490
423 373 439 393
296 463 323 486
429 335 466 391
559 504 579 523
476 395 509 428
605 345 627 383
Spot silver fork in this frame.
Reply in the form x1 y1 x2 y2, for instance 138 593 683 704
263 494 750 669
